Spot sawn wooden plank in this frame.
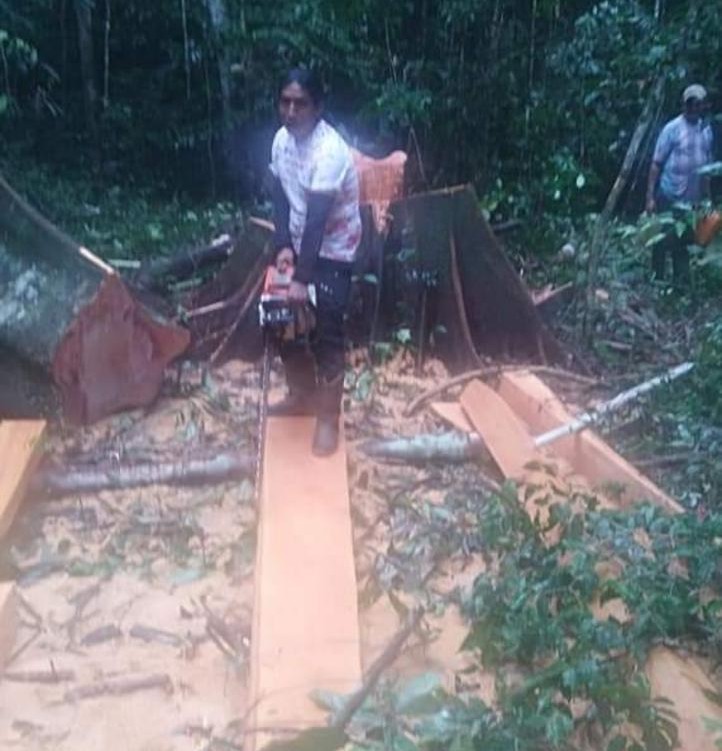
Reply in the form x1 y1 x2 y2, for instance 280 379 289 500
0 420 46 538
459 380 538 479
496 370 681 512
247 416 361 750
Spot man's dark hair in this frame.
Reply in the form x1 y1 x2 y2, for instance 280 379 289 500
279 68 325 106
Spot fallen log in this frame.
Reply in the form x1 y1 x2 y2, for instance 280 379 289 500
136 233 234 291
63 672 172 702
0 173 189 423
358 431 485 463
32 449 254 497
4 668 76 683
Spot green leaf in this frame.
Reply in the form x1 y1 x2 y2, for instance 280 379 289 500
363 273 379 285
607 736 627 751
395 328 412 345
576 173 586 188
264 727 348 751
396 672 445 715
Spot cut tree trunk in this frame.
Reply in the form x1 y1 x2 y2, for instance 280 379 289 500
390 186 564 369
0 173 189 423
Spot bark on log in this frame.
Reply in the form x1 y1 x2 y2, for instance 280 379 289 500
358 431 486 463
0 173 189 423
32 449 254 497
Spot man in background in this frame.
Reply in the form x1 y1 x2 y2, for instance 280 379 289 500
646 84 713 285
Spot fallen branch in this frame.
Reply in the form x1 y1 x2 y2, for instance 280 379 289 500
534 362 694 448
34 450 253 497
331 608 424 729
64 673 173 702
4 668 75 683
137 233 234 290
358 431 485 463
405 365 599 416
129 624 183 648
81 624 123 646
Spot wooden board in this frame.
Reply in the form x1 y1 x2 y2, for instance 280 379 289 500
0 420 46 538
0 582 17 670
481 372 718 750
430 401 474 433
459 380 538 478
248 416 361 750
496 371 682 512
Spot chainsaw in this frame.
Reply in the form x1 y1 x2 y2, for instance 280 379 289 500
257 264 316 338
254 262 316 505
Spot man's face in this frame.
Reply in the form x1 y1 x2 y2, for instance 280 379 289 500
684 98 704 123
279 82 321 138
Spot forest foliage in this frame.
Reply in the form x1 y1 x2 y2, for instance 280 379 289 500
1 1 721 218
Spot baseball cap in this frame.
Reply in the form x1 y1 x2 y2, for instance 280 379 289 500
683 84 707 102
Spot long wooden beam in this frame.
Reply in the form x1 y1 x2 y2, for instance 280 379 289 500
247 416 361 750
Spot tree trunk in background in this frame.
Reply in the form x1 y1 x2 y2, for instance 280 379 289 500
73 0 98 145
205 0 232 144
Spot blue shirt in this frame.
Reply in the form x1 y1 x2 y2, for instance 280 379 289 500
653 115 713 203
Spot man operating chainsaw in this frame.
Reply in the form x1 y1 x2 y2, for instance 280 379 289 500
267 68 362 456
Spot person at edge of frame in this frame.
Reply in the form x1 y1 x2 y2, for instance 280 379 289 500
645 83 714 287
267 67 362 457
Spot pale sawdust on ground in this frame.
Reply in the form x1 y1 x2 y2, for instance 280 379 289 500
344 349 498 702
0 359 259 751
1 348 654 748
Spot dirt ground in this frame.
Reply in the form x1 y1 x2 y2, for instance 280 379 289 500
0 351 614 750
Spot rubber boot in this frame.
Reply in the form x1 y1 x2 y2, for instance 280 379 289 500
312 374 344 456
268 348 317 417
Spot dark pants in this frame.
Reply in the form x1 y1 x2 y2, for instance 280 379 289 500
310 259 353 381
652 192 692 286
279 259 352 397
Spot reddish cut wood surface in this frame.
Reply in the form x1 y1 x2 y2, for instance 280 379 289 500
460 380 538 478
248 416 361 750
0 420 46 538
496 370 681 512
430 401 473 433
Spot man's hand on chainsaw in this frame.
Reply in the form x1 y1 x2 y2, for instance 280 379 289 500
288 280 309 304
